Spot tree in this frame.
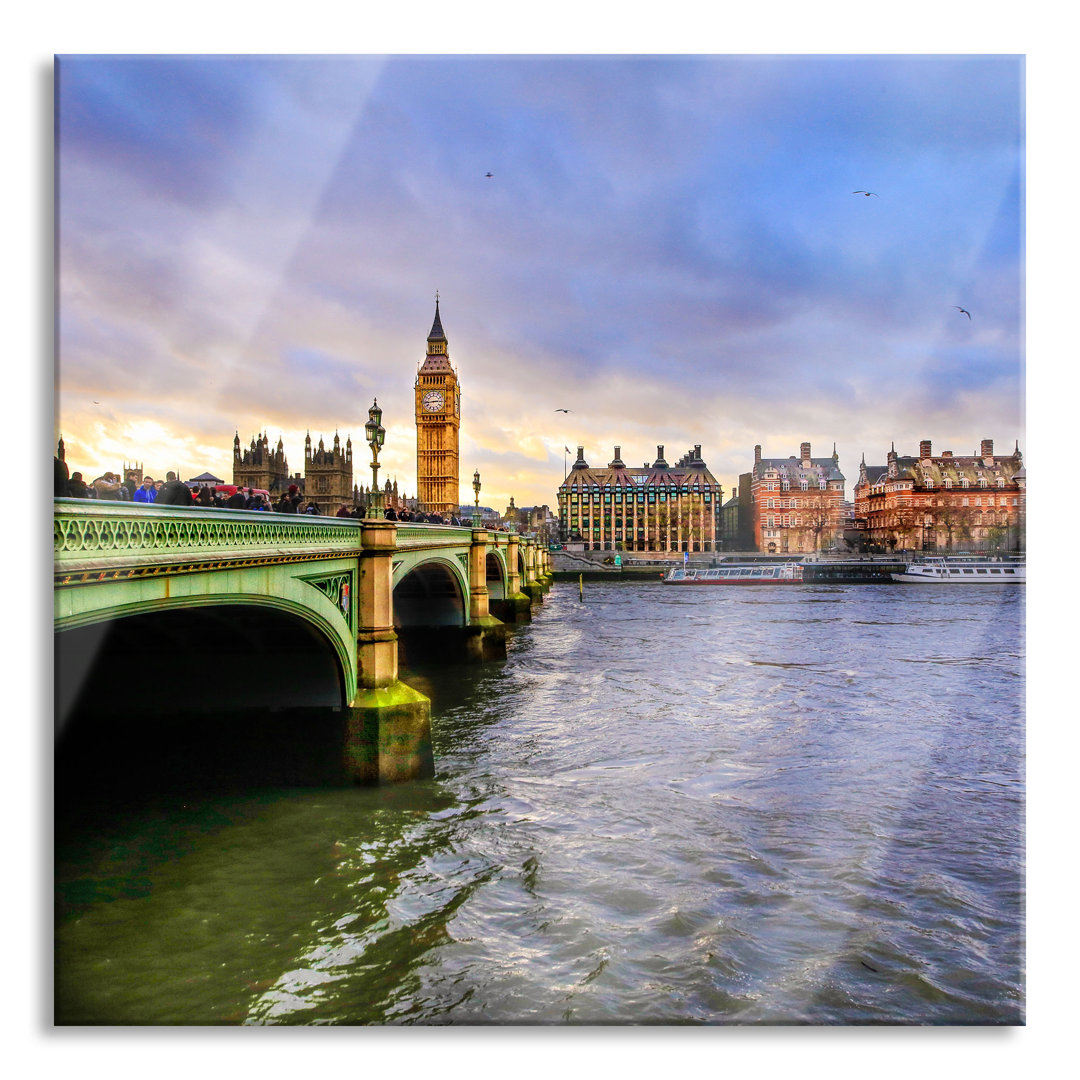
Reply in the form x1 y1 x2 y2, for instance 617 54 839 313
984 524 1007 554
804 492 838 552
885 505 919 551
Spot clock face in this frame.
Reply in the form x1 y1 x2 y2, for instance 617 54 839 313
423 390 445 412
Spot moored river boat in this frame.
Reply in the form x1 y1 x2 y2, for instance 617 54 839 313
665 563 804 584
889 556 1025 584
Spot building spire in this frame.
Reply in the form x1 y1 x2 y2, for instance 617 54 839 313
428 292 446 343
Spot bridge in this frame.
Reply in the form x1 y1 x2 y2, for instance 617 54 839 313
53 499 552 784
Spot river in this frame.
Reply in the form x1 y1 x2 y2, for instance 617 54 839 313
54 581 1024 1024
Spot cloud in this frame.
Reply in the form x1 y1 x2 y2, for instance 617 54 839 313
55 55 1024 507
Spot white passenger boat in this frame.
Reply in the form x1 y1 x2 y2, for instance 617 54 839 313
665 564 804 584
889 557 1025 584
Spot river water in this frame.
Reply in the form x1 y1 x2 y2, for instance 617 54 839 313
54 581 1024 1025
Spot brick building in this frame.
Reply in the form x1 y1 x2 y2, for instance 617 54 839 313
853 438 1025 553
747 442 846 553
557 444 724 552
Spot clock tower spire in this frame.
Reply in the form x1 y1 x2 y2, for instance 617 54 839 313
415 294 461 516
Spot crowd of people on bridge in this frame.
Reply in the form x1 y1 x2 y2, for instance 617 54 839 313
55 453 517 529
54 461 500 525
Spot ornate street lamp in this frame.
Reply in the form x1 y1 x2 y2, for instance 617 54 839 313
364 398 386 519
472 469 481 527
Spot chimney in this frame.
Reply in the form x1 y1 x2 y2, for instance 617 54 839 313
610 445 625 469
941 450 953 458
920 439 932 461
694 444 701 460
754 444 761 465
981 438 994 463
801 442 811 463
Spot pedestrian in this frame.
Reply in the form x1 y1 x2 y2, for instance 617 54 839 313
335 504 352 518
121 475 138 500
92 472 122 500
155 471 194 506
55 455 69 496
226 487 248 509
384 505 397 521
303 501 320 515
66 471 90 499
196 485 213 507
277 484 301 513
133 476 157 504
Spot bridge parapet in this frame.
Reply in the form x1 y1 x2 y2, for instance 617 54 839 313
54 498 360 583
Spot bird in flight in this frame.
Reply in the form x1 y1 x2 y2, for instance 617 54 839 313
485 172 494 178
852 190 878 197
955 307 971 319
555 408 573 413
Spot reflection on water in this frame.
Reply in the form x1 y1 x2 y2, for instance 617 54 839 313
55 582 1024 1024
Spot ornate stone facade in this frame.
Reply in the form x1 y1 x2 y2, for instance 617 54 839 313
749 442 846 553
557 444 724 552
233 433 292 497
853 438 1025 552
304 432 353 515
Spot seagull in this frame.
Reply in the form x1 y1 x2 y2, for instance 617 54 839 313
955 306 971 319
485 172 494 178
554 408 572 413
853 190 878 197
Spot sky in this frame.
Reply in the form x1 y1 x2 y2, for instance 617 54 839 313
55 52 1024 508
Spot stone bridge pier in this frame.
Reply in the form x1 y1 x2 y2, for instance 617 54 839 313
349 520 434 784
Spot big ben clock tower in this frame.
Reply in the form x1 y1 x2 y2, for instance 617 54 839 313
414 294 461 516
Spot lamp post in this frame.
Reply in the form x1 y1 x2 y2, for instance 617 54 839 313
472 469 481 527
364 398 386 519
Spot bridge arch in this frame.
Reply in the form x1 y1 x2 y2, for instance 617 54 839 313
56 599 353 726
486 549 508 600
393 556 468 628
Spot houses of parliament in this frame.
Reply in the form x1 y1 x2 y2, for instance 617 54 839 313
231 299 462 516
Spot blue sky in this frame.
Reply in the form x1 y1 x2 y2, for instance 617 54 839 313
56 53 1024 506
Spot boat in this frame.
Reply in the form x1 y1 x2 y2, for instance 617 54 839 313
889 556 1025 584
665 563 804 584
